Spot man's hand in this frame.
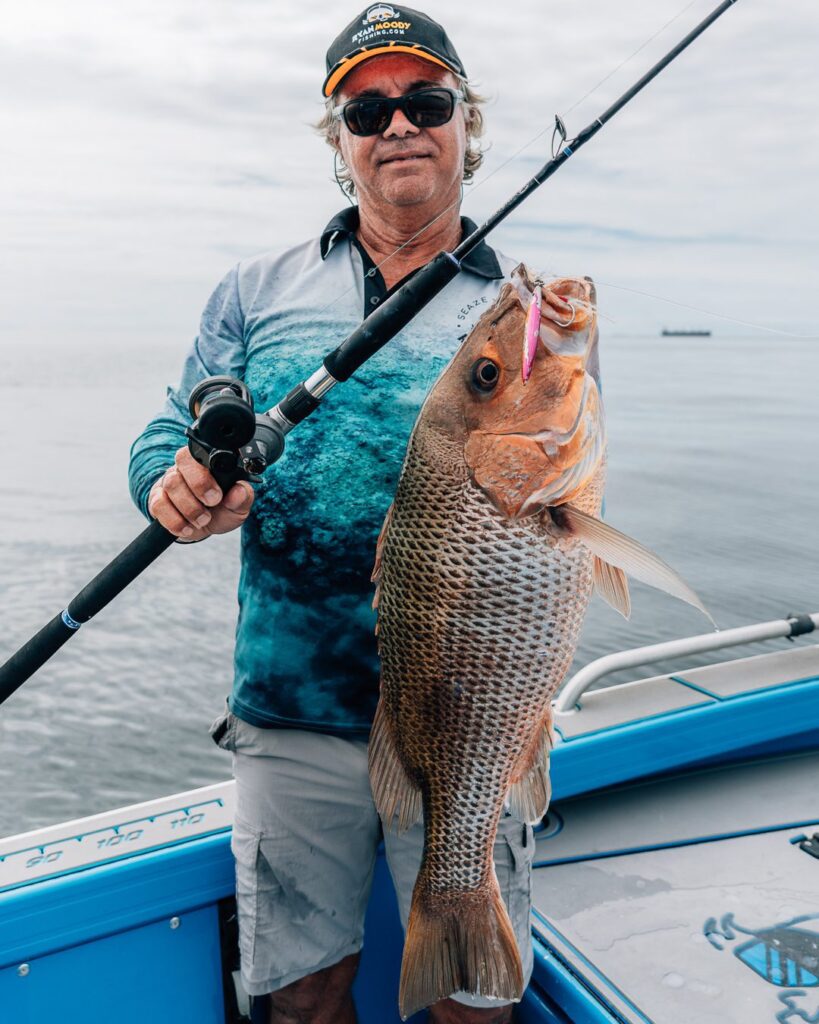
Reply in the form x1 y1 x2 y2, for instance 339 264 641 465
148 446 254 541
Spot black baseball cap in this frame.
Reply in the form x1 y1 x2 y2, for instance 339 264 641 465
323 5 466 97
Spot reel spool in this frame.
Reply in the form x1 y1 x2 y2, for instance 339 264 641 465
187 376 285 484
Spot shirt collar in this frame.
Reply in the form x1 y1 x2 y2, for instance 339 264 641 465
320 206 504 281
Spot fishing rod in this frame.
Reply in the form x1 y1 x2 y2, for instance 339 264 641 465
0 0 739 707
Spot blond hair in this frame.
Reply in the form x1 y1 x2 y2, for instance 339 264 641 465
315 76 486 198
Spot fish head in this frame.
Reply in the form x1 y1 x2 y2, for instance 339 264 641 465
426 265 604 518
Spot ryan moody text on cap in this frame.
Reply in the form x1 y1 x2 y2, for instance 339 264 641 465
323 5 466 96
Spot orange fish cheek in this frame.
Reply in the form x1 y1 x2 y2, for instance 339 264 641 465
480 370 578 439
464 432 562 518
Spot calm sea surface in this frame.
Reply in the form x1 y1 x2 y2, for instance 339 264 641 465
0 331 817 835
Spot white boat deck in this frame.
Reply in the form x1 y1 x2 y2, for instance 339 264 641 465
0 782 234 892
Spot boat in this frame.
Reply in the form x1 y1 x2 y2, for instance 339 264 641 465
2 611 817 1023
661 329 712 337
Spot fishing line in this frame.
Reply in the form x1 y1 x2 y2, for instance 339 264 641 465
529 258 816 338
591 279 818 338
314 0 709 322
561 0 701 118
398 0 705 257
0 0 746 705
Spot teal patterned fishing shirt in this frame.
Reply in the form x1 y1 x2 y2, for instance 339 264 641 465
129 208 516 734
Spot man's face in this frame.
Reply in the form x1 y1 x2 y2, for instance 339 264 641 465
334 53 467 210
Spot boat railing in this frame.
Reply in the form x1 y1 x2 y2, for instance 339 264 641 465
553 611 819 713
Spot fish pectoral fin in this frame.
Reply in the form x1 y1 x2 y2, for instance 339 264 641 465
593 555 631 619
371 502 394 613
560 504 715 627
368 700 422 833
508 712 554 824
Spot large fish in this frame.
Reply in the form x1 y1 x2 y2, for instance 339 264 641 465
369 266 712 1018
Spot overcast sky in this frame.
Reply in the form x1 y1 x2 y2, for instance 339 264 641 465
2 0 817 350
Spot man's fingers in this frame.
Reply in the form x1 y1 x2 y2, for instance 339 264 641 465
224 481 254 512
209 482 254 533
174 447 223 506
162 466 214 528
148 484 206 540
148 450 253 539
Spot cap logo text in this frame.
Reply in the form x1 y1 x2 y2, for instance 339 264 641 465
351 14 412 44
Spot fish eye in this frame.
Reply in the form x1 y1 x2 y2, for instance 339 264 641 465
470 358 500 393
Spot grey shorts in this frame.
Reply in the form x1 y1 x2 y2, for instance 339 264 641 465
211 710 535 1006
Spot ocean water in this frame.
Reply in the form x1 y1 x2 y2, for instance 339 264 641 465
0 330 817 836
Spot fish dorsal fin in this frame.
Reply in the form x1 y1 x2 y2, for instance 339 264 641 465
593 555 631 619
560 504 715 626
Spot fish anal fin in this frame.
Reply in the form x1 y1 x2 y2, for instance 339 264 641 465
399 881 524 1019
368 699 421 833
593 555 631 619
559 503 715 627
508 712 554 824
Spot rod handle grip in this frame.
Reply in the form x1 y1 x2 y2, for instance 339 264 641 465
0 521 177 707
323 251 460 382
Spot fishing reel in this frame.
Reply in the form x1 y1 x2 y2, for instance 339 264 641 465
186 376 285 488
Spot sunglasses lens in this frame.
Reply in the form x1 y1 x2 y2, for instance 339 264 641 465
340 89 459 136
405 90 456 128
344 98 390 136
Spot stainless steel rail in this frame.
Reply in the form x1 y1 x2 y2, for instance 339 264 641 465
553 612 819 713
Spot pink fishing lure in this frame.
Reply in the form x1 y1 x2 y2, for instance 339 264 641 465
522 284 542 383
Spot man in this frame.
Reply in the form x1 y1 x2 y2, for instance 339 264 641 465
130 7 568 1021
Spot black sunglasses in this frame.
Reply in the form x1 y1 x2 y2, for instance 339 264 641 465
332 87 464 137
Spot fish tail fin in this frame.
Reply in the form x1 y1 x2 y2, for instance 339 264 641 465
368 699 422 832
399 882 523 1020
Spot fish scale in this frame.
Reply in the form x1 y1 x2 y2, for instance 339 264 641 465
367 271 630 1017
379 427 601 958
367 270 711 1017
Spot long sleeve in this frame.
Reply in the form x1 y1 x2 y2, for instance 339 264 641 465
128 265 247 518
